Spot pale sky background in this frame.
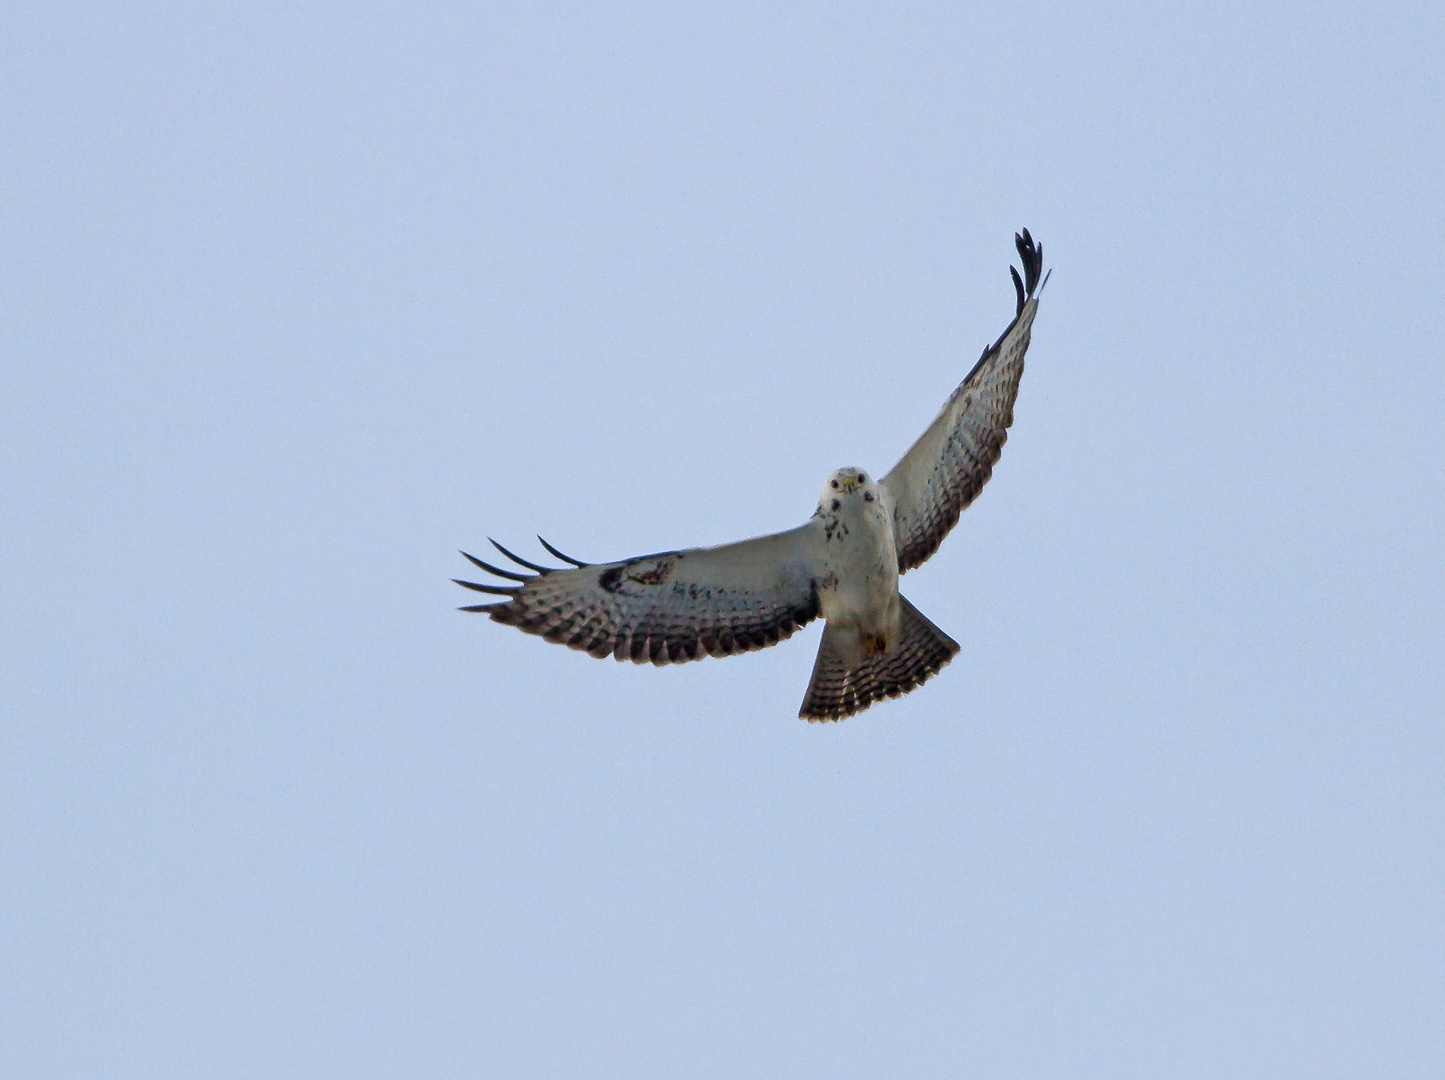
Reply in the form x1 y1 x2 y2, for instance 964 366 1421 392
3 3 1443 1077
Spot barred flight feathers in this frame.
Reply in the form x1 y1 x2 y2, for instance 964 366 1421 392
881 229 1049 573
455 525 825 666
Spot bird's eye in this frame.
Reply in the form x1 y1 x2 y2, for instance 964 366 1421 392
831 479 839 489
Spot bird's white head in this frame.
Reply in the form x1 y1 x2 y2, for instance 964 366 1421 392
818 467 877 514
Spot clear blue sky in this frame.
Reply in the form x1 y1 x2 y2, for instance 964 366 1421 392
3 3 1442 1077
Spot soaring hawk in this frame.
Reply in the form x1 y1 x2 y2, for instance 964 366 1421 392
457 230 1049 720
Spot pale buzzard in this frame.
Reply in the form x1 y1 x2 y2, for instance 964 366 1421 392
457 230 1049 720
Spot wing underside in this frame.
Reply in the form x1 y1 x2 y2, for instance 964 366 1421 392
882 229 1048 573
455 525 823 665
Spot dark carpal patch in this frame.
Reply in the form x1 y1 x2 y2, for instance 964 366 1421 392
599 553 679 592
626 556 676 586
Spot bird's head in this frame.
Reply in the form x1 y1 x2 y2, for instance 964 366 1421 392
818 467 877 513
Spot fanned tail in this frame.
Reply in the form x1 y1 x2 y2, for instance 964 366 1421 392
798 596 961 721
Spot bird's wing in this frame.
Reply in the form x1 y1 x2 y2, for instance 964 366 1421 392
455 523 825 664
880 229 1049 573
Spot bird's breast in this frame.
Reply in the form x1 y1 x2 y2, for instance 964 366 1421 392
816 503 899 626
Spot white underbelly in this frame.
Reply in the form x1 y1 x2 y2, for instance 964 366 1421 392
821 564 895 627
817 506 900 635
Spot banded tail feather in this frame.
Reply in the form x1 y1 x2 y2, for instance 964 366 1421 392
798 596 961 721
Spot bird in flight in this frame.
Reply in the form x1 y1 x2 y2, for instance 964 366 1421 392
457 230 1049 720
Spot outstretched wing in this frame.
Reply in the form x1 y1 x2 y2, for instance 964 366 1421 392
455 524 824 664
881 229 1049 573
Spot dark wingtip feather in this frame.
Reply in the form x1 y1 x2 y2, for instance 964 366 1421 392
458 602 511 613
1012 228 1043 298
453 578 521 596
489 538 552 574
1022 229 1041 295
1010 265 1025 315
460 550 531 582
536 535 590 567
